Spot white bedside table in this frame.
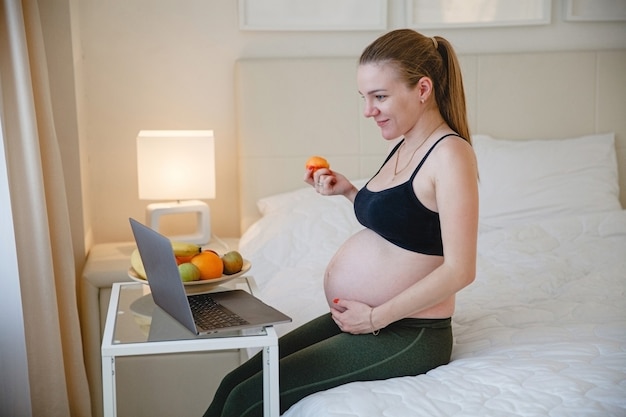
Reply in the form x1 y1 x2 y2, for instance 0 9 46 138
101 278 279 417
81 237 239 417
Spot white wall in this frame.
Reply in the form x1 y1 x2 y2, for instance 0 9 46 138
74 0 626 242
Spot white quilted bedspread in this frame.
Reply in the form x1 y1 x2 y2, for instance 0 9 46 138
239 191 626 416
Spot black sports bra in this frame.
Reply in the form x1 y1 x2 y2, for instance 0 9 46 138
354 134 459 256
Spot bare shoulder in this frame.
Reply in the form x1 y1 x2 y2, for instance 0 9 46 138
416 133 478 212
436 133 473 152
431 134 477 167
430 134 478 216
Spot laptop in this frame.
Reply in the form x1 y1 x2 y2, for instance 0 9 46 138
129 218 291 335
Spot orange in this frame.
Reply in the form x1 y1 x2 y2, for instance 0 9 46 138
305 156 329 172
175 254 195 265
190 250 224 280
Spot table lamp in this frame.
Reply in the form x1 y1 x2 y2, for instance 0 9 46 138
136 130 215 244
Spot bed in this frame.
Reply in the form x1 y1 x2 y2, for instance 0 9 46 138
234 52 626 416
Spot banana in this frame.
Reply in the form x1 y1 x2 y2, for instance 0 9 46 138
130 248 147 279
130 242 200 279
171 241 201 257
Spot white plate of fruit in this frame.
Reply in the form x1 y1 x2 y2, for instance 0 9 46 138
128 241 251 293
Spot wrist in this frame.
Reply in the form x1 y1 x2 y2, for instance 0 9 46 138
345 185 358 202
369 307 380 336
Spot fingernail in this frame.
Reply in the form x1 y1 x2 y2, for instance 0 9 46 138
333 298 339 304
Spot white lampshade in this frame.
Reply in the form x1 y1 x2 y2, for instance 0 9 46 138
137 130 215 200
136 130 215 244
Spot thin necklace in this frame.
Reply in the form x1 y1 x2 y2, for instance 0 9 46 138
393 121 444 178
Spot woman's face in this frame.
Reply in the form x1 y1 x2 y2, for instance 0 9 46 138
357 63 422 140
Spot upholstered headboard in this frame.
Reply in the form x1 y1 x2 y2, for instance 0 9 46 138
235 51 626 232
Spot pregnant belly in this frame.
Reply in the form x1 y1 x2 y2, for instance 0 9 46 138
323 228 443 310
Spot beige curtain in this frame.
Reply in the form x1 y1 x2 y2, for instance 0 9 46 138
0 1 91 416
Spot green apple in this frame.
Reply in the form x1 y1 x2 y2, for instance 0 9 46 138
221 251 244 275
178 262 201 282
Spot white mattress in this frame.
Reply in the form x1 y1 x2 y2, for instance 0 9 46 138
239 188 626 416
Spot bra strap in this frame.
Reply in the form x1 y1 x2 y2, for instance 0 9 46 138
367 139 404 183
409 133 461 181
367 133 462 185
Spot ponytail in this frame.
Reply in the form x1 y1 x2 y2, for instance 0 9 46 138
432 36 471 143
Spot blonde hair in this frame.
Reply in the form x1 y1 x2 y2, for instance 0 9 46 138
359 29 471 144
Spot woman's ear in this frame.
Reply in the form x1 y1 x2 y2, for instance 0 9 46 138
417 76 434 103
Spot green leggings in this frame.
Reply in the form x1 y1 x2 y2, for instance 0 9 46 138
203 313 452 417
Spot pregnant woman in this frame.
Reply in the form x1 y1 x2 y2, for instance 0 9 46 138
203 28 479 417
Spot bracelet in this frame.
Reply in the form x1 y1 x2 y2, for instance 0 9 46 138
369 307 380 336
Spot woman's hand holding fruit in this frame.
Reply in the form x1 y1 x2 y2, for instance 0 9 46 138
304 156 359 201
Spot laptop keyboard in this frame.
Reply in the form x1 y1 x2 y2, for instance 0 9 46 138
187 294 249 329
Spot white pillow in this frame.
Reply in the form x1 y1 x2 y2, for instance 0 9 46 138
256 186 318 215
473 133 621 229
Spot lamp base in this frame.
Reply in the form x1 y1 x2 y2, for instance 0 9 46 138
146 200 211 245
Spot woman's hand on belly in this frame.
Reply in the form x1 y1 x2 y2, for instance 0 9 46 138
330 298 377 335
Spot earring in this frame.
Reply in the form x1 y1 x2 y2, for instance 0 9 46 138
420 99 425 104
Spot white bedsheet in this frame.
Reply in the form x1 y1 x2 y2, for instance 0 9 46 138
240 201 626 416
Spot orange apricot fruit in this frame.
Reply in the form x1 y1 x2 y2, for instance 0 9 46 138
305 156 330 172
190 250 224 280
